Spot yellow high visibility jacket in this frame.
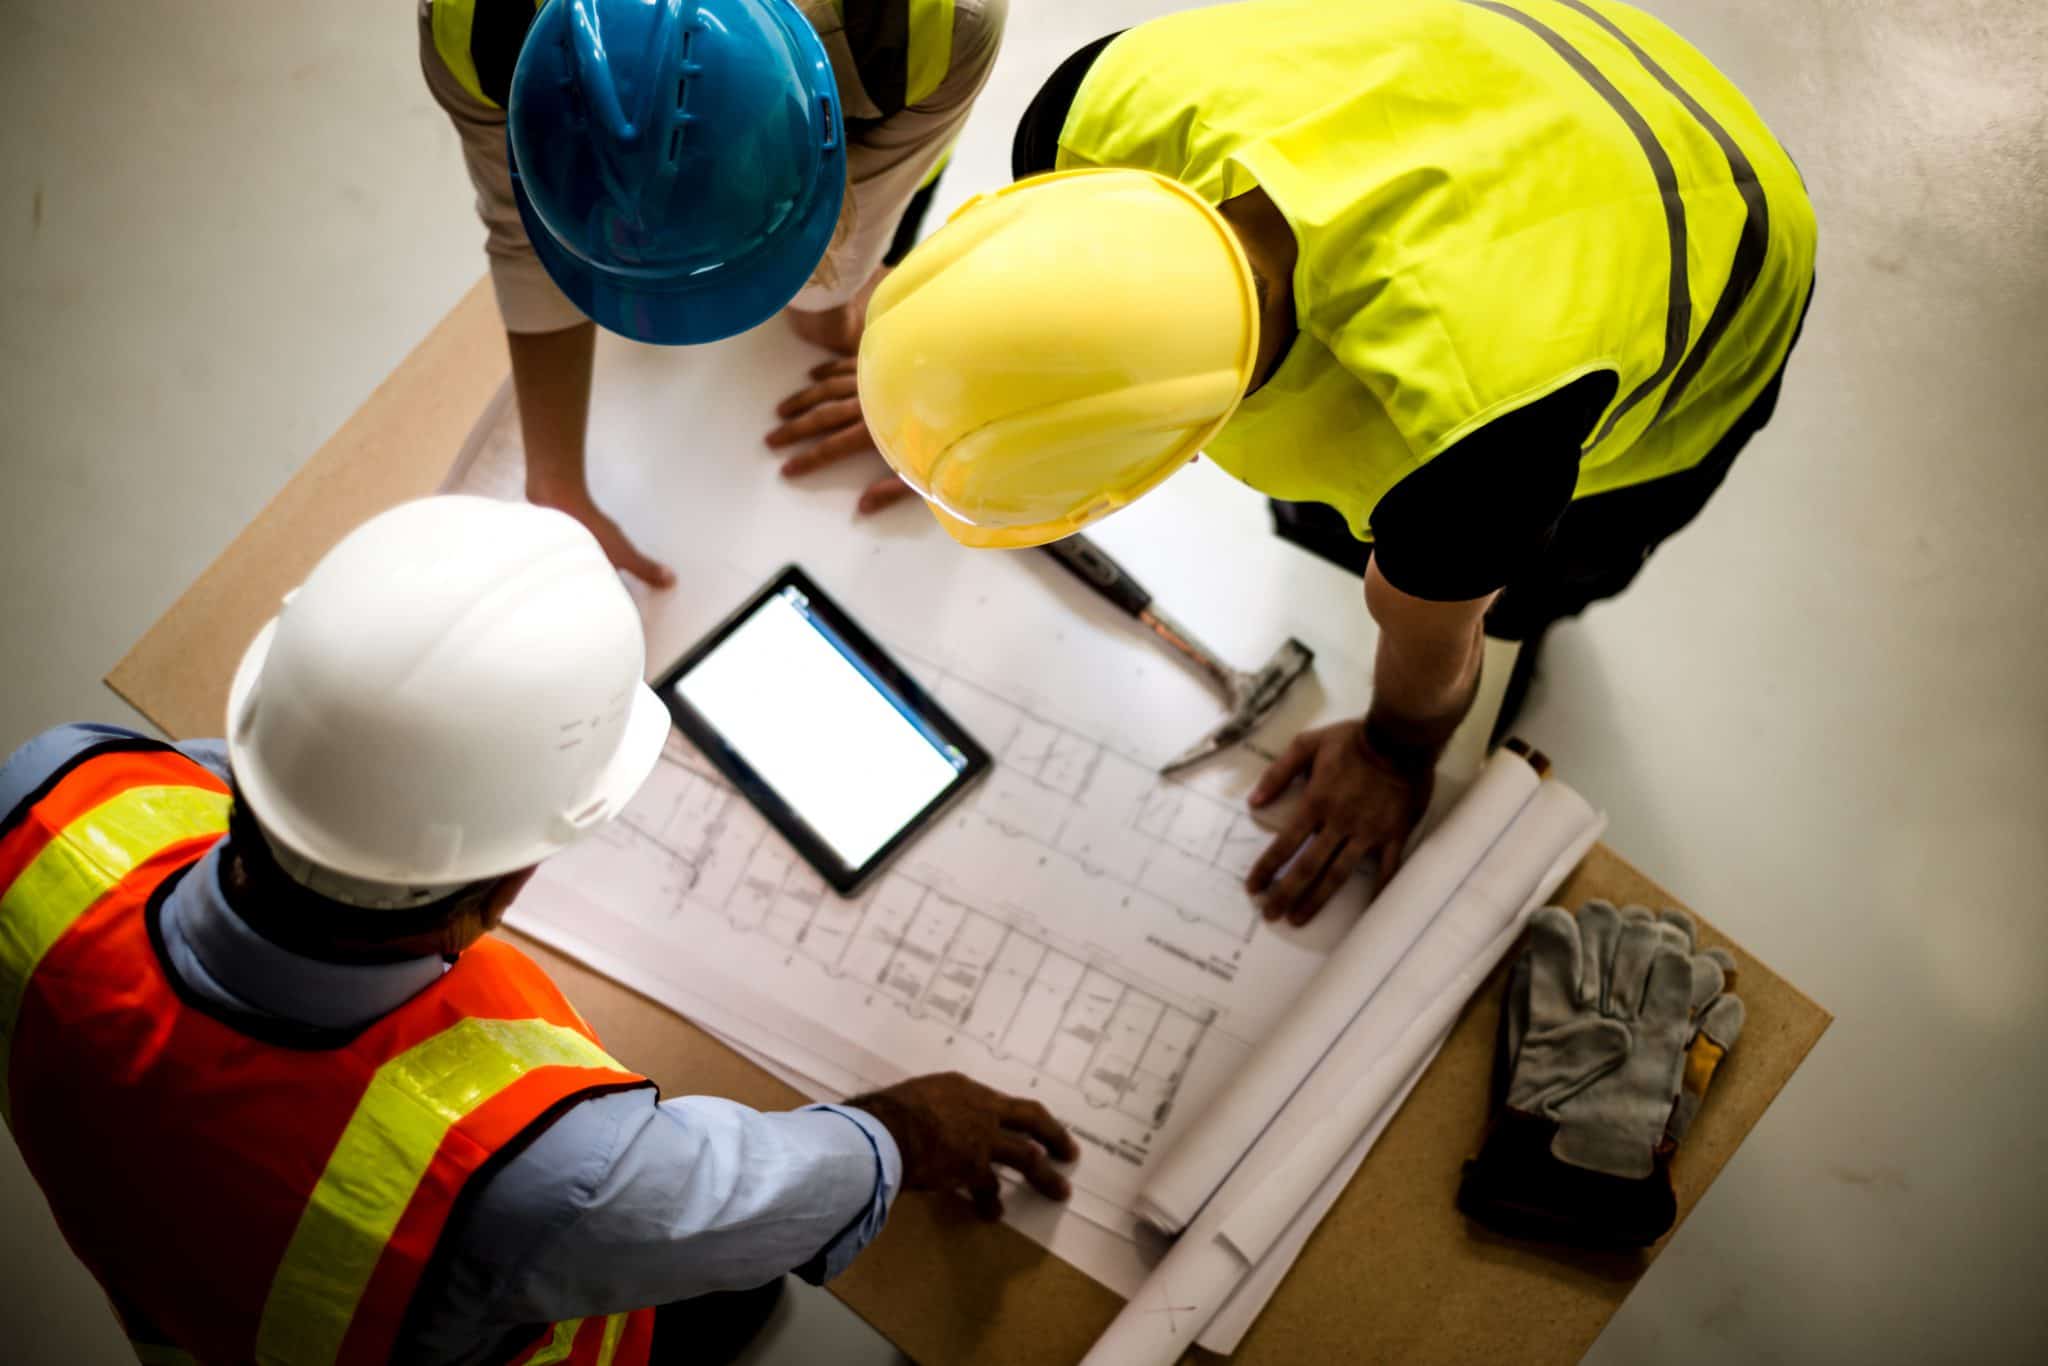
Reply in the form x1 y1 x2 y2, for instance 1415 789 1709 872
1057 0 1817 537
431 0 961 120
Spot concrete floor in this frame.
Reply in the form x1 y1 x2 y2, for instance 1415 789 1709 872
3 2 2045 1362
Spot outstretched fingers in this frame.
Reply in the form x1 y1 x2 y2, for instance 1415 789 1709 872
858 475 915 514
992 1135 1072 1203
1003 1097 1079 1162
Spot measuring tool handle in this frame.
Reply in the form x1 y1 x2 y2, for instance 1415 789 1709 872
1040 534 1153 618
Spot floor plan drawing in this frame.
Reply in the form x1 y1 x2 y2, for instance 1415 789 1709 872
516 606 1369 1219
920 665 1276 954
554 732 1221 1136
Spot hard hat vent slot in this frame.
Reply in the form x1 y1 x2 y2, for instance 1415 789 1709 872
819 97 837 151
566 796 610 831
668 124 686 163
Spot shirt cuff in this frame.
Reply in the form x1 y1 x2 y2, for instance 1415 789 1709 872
791 1104 902 1283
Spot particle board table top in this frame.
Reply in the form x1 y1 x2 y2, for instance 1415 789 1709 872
110 280 1829 1364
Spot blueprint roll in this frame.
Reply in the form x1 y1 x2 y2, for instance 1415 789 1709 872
1085 778 1604 1366
1135 746 1545 1235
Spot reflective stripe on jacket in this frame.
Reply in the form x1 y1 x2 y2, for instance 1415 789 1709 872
1058 0 1817 537
430 0 959 118
0 741 655 1366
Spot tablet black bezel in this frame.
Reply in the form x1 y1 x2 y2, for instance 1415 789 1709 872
652 564 991 897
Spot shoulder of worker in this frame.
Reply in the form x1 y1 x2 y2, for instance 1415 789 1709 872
805 0 1005 115
907 0 1005 115
942 0 1007 73
804 0 1008 60
0 724 230 833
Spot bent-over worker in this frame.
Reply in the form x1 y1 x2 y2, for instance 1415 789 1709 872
422 0 1007 584
786 0 1816 924
0 496 1073 1365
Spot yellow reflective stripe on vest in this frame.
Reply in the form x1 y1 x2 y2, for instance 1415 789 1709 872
596 1310 630 1366
0 784 230 1120
903 0 954 106
254 1018 624 1366
431 0 546 109
525 1317 581 1365
524 1310 626 1366
524 1312 631 1366
431 0 489 105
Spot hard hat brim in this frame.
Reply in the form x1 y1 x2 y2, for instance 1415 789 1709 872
511 136 847 348
926 502 1074 551
583 681 672 834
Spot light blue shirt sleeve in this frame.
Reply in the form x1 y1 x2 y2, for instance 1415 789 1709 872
406 1087 901 1357
0 725 232 824
171 737 233 785
0 723 157 819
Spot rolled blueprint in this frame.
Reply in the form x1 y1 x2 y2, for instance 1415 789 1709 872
1136 746 1545 1234
1199 768 1605 1353
1084 777 1604 1366
1196 1036 1443 1353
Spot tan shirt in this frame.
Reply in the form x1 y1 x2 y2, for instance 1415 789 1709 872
419 0 1006 333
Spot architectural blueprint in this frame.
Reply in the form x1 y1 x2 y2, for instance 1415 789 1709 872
515 656 1358 1240
447 364 1513 1293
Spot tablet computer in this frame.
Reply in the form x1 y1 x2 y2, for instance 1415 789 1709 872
654 566 991 896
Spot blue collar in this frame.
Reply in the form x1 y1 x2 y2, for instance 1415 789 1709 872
158 843 448 1032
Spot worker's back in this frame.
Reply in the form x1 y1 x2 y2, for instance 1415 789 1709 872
1056 0 1817 528
0 736 652 1365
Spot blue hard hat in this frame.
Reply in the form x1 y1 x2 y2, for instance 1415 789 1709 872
508 0 847 346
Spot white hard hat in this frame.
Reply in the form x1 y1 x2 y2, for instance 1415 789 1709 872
226 496 670 907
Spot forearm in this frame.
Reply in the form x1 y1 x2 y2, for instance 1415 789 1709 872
507 323 597 501
472 1092 899 1325
1362 562 1490 761
1367 618 1483 753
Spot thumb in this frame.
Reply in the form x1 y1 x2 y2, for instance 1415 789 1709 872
1699 994 1746 1051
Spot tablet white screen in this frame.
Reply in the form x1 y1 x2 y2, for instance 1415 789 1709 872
672 585 967 867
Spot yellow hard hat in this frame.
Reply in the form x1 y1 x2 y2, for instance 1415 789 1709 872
858 169 1260 549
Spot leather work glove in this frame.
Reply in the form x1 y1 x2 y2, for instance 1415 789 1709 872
1493 905 1746 1148
1458 901 1741 1249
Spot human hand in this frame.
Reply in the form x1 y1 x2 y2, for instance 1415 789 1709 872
527 482 675 589
765 356 917 515
782 266 887 356
847 1071 1078 1220
783 296 866 355
1245 719 1434 925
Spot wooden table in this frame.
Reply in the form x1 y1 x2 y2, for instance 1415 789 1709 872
110 281 1830 1365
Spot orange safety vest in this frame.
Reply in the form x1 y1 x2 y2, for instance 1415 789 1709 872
0 740 658 1366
